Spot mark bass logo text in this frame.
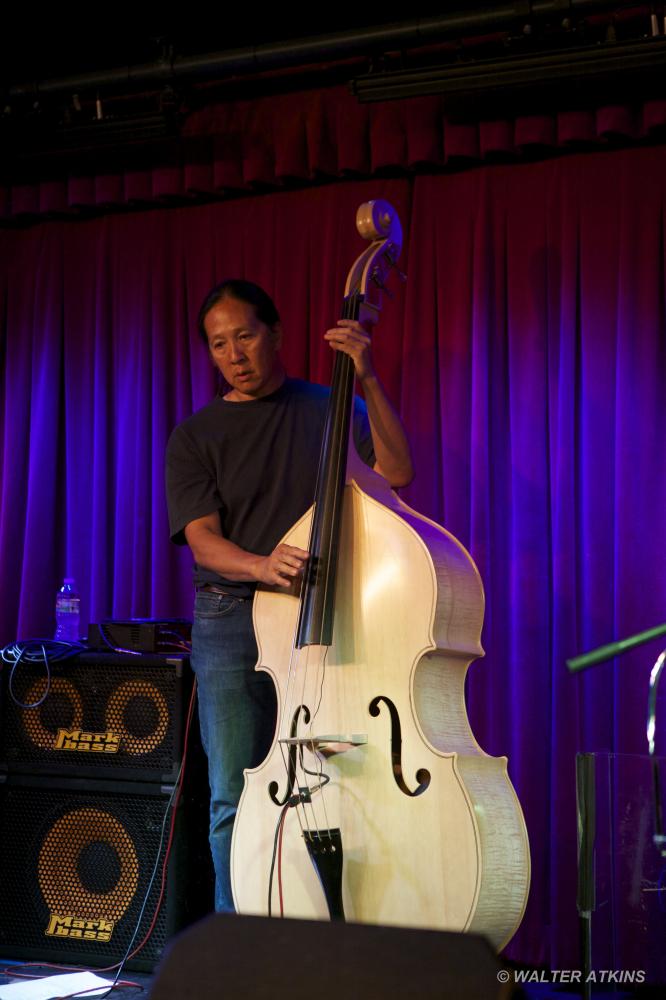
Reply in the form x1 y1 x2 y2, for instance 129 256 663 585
46 914 115 941
54 729 121 753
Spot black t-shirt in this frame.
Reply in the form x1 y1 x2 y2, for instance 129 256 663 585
165 377 375 596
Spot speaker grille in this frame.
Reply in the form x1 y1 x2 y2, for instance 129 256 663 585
1 654 188 781
38 808 140 921
0 780 183 967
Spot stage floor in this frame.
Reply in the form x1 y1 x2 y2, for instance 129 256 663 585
0 961 153 999
0 959 653 1000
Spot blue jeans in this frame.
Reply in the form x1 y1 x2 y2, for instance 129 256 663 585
191 590 277 912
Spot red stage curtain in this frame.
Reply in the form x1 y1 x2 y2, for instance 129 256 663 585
1 146 666 968
3 86 666 220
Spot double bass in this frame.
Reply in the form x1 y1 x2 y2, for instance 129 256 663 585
231 201 530 949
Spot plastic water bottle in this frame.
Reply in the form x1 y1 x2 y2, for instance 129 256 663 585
55 577 80 642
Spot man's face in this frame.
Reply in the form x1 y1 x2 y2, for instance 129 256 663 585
204 296 284 402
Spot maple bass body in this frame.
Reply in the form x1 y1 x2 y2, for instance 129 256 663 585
231 456 530 950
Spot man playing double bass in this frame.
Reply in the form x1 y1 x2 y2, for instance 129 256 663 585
165 278 412 912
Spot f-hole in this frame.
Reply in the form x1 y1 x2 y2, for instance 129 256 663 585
369 695 430 797
268 704 310 806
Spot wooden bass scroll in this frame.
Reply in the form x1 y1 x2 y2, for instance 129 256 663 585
231 200 530 950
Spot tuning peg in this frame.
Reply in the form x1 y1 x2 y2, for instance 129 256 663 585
383 250 407 283
371 270 394 298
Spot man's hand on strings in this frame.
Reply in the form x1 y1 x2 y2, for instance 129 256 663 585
324 319 375 383
256 543 309 587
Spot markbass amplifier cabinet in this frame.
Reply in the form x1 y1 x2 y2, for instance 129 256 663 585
0 652 191 783
0 651 214 970
0 773 212 971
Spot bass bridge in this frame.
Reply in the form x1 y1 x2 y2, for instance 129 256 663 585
279 733 367 758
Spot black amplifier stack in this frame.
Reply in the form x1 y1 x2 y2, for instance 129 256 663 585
0 647 212 971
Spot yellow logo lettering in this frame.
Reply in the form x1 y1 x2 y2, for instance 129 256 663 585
54 731 78 750
46 914 115 941
55 730 121 754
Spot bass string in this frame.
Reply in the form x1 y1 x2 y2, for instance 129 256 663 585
302 289 359 837
277 626 321 832
271 614 328 849
280 290 359 842
308 288 357 691
274 659 311 850
269 574 320 842
296 643 328 835
278 295 357 836
279 342 329 752
274 642 331 842
303 644 333 835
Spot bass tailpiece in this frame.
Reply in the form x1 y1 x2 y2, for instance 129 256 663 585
304 827 345 921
